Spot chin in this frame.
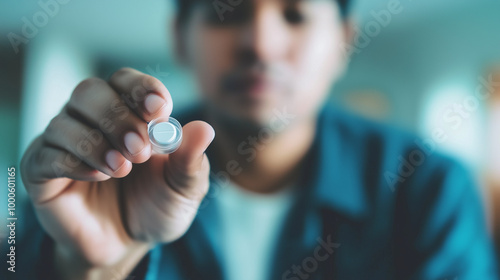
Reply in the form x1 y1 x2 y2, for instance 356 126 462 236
210 100 278 132
230 106 270 127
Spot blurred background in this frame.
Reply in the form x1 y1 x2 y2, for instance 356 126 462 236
1 0 499 247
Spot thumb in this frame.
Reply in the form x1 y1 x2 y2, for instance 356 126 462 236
163 120 215 197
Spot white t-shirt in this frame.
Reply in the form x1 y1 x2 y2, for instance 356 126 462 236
216 182 296 280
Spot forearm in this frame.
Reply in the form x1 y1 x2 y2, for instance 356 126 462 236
53 242 153 280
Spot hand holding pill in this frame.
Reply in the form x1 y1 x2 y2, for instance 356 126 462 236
20 68 215 277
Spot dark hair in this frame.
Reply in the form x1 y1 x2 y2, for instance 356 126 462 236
174 0 351 25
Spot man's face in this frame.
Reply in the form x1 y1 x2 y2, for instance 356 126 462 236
179 0 349 128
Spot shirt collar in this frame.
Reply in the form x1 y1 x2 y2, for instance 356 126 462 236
300 105 369 221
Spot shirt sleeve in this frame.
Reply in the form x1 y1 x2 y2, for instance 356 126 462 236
394 158 499 280
1 201 154 280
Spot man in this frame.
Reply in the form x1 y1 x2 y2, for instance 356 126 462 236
11 0 498 279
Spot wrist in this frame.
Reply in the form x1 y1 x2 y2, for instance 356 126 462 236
53 241 153 280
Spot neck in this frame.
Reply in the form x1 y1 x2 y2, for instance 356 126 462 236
208 114 317 194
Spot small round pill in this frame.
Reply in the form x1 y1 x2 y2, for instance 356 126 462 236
152 122 177 145
148 117 183 154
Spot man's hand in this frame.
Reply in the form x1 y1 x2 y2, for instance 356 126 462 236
20 68 214 279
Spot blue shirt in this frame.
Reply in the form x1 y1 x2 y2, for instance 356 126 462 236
4 104 498 280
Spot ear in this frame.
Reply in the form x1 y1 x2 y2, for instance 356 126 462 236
172 17 188 66
343 17 355 45
338 17 355 72
329 17 354 81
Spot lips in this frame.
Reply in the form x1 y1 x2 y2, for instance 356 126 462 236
223 72 282 98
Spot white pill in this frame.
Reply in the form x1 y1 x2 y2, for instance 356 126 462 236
152 122 177 145
148 117 183 154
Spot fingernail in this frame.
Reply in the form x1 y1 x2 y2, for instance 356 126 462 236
144 94 166 115
124 132 144 156
106 150 124 171
209 126 216 142
204 127 216 154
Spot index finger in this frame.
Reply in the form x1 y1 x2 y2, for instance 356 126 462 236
108 67 173 122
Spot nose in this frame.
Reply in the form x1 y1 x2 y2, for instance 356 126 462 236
238 7 291 63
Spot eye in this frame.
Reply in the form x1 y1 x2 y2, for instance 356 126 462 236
284 8 305 24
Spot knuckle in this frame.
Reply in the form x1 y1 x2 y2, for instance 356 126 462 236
71 78 106 104
42 118 61 142
142 75 163 91
45 114 66 135
43 114 74 144
73 129 105 157
110 67 134 82
33 146 51 167
20 142 39 176
44 120 57 138
102 99 124 119
74 77 105 94
101 112 146 140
